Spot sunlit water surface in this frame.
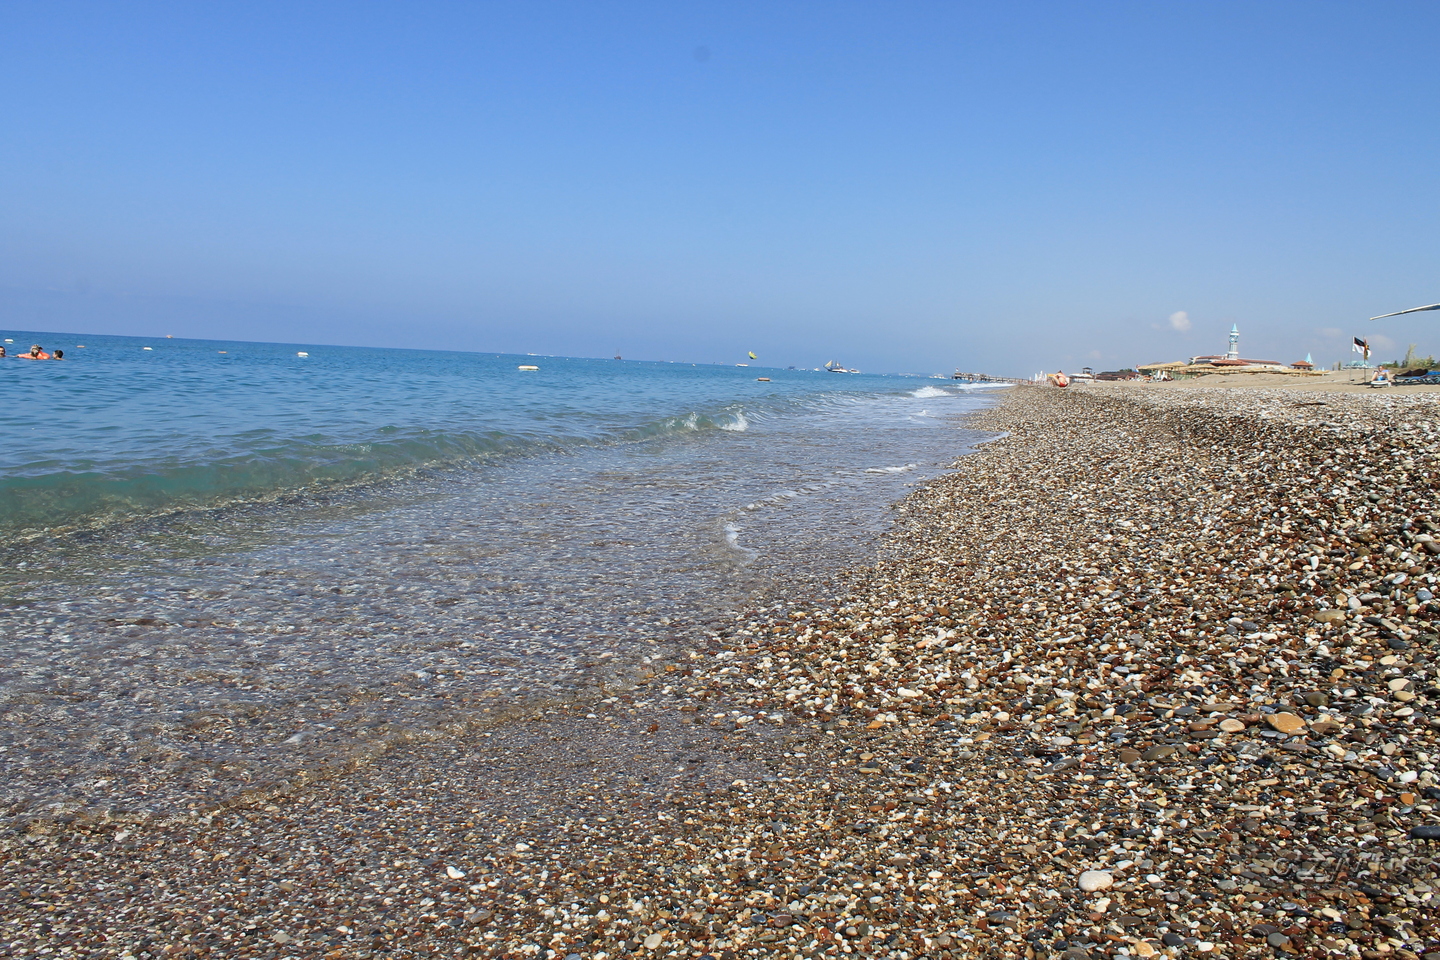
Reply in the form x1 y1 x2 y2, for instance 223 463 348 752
0 332 1002 821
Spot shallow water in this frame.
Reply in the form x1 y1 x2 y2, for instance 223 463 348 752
0 332 1001 821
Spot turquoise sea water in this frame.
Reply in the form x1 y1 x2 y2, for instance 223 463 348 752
2 332 902 536
1 329 1001 822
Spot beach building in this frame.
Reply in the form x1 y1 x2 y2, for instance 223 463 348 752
1186 326 1285 369
1138 325 1306 378
1133 361 1187 378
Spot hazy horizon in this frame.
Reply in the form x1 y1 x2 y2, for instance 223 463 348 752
5 2 1440 376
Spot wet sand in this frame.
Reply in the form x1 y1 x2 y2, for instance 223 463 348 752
4 384 1439 959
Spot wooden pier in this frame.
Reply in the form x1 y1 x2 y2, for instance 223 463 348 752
951 371 1023 383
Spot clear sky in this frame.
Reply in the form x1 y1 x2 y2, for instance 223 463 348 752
4 1 1440 374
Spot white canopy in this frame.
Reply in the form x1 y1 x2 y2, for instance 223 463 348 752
1370 302 1440 320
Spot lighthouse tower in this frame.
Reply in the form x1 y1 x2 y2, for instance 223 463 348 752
1227 324 1240 361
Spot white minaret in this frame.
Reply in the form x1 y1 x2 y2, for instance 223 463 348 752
1227 324 1239 361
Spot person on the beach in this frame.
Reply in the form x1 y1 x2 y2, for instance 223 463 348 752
18 345 50 360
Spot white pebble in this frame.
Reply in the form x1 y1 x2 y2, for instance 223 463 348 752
1078 870 1113 892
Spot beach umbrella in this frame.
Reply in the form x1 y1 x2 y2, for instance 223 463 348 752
1370 302 1440 320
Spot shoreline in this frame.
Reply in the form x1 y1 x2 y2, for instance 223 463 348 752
4 385 1438 959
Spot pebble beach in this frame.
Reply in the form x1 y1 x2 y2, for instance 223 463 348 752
5 384 1440 960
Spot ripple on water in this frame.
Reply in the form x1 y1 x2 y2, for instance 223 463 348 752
0 389 1000 822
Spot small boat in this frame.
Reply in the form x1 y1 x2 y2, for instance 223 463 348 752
824 360 850 373
296 352 309 357
518 364 539 371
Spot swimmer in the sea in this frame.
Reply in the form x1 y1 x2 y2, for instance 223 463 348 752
52 349 63 360
18 345 50 360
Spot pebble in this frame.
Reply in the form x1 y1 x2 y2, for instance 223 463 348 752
4 384 1439 959
1265 711 1306 734
1078 870 1114 892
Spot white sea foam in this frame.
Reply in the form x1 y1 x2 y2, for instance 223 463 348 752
948 381 1011 391
723 522 758 558
864 463 918 474
910 386 952 398
719 412 749 431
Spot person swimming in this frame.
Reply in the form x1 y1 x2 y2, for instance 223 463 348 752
52 349 63 360
18 344 51 360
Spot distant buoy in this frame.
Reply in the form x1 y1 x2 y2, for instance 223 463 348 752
518 364 539 371
756 377 771 382
218 350 227 354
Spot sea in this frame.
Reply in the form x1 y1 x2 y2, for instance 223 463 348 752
0 331 1002 822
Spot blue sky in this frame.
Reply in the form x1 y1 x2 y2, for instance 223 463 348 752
4 1 1439 374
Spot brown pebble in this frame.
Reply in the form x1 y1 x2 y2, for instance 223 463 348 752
1266 712 1306 735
